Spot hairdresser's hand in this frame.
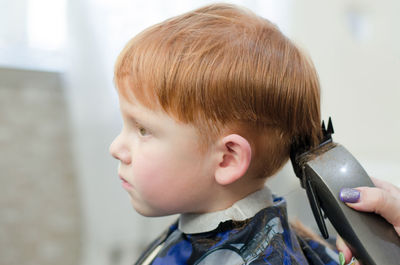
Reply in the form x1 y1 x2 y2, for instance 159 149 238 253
336 177 400 264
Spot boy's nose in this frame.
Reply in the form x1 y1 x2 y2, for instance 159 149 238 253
109 135 131 164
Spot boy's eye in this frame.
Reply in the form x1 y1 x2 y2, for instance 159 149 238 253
138 127 150 136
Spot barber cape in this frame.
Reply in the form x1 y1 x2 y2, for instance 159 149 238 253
134 187 339 265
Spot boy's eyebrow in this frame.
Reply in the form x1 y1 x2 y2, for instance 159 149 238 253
122 107 139 122
121 105 149 126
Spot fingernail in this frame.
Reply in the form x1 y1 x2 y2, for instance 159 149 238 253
339 188 360 203
339 252 345 265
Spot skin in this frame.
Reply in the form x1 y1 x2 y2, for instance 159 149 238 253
109 87 264 217
336 177 400 264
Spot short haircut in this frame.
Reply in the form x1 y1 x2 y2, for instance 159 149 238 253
114 3 321 178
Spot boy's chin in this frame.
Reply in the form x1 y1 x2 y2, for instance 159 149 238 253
130 199 174 217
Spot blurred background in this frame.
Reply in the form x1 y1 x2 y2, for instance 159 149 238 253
0 0 399 264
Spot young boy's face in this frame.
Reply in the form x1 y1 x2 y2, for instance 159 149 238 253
109 89 219 216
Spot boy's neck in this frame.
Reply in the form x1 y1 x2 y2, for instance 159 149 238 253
200 176 266 214
179 185 273 234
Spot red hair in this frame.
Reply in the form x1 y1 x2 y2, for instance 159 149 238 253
114 3 321 178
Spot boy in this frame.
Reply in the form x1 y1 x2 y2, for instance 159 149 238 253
110 3 339 265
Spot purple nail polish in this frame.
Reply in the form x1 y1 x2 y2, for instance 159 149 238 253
339 188 360 203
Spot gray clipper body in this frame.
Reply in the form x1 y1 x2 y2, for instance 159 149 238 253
290 118 400 265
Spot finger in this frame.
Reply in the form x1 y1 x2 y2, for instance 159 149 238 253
336 236 353 263
345 187 400 235
371 177 400 195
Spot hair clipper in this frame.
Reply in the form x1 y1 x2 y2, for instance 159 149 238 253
290 118 400 265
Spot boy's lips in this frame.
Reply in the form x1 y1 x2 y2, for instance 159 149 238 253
119 175 133 189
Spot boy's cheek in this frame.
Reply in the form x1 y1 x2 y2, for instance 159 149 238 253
132 155 178 193
133 145 193 180
130 158 196 213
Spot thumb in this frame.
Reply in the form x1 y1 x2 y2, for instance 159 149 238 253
340 187 400 236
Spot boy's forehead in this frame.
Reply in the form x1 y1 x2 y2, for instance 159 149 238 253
117 90 206 142
116 77 193 126
116 78 160 109
117 88 179 125
118 92 153 116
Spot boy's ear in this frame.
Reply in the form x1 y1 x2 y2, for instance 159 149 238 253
215 134 252 186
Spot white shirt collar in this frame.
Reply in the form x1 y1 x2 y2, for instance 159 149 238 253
178 186 273 234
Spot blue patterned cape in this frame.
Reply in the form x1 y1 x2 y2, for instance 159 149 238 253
135 197 339 265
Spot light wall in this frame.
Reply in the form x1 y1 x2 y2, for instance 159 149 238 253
289 0 400 184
